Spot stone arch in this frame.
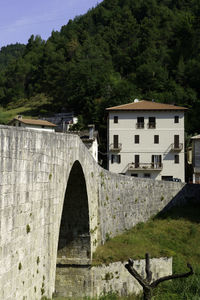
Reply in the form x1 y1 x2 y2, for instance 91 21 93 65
57 160 91 265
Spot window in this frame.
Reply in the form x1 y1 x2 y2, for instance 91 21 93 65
114 116 118 123
144 173 151 178
148 117 156 128
136 117 144 128
135 135 140 144
195 173 200 184
162 176 173 181
174 135 179 148
113 135 119 148
111 154 121 164
174 154 179 164
135 155 140 168
131 173 138 177
152 155 162 168
154 135 159 144
174 116 179 123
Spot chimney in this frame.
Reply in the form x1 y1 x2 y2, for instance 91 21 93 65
88 124 95 139
17 115 22 120
134 99 139 103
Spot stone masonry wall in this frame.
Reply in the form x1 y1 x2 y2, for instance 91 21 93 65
91 257 172 297
0 126 100 300
54 257 172 298
98 170 200 243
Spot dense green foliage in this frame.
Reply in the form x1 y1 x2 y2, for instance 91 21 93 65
0 0 200 144
0 43 25 70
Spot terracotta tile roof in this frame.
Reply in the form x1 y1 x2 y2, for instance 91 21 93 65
191 134 200 139
12 118 57 127
106 100 187 111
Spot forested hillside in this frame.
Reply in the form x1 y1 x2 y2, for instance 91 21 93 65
0 43 25 70
0 0 200 138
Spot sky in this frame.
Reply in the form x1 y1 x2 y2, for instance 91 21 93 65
0 0 103 49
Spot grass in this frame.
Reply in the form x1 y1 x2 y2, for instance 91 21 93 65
0 93 53 124
0 106 32 124
93 204 200 269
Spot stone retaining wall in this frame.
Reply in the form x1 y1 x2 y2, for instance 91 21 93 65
92 257 172 297
54 257 172 298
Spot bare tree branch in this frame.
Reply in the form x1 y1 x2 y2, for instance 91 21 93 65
145 253 152 283
151 263 194 288
125 258 149 289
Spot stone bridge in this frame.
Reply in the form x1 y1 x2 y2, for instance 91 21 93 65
0 125 199 299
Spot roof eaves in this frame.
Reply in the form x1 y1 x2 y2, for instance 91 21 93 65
106 107 187 111
106 100 187 111
13 118 57 127
191 134 200 139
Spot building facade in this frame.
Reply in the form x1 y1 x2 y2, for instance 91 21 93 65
43 112 78 132
79 125 99 162
107 100 187 181
191 134 200 183
9 116 56 132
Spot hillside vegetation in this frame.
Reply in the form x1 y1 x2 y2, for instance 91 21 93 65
0 0 200 141
0 43 25 70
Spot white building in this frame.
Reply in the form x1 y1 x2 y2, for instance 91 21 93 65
9 116 56 132
106 100 187 181
79 125 99 162
68 125 99 162
43 112 78 132
191 134 200 183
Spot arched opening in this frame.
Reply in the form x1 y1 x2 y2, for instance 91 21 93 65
55 161 91 297
57 160 91 264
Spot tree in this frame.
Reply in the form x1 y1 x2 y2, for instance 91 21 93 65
125 253 194 300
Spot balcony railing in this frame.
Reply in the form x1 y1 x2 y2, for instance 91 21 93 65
109 143 122 151
136 122 144 129
147 122 156 129
136 122 156 128
127 162 163 171
170 143 183 151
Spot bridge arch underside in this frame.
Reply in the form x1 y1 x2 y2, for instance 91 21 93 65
57 160 91 265
55 160 92 297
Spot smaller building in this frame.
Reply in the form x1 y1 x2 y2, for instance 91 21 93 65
68 125 99 162
9 116 56 132
191 134 200 183
43 112 78 132
79 125 99 162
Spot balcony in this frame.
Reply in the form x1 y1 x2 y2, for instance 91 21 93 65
127 162 163 171
147 122 156 129
170 143 183 151
136 122 144 129
109 143 122 152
